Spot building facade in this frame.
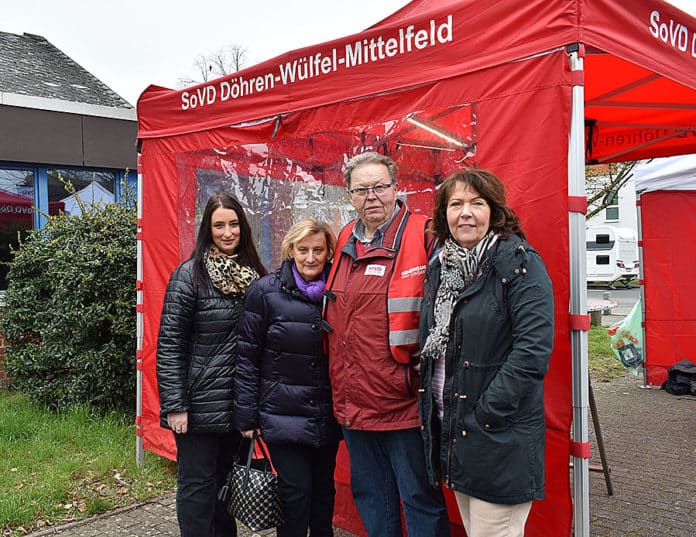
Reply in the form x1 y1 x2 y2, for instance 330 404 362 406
0 31 137 290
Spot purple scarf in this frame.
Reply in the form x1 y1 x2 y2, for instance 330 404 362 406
291 264 326 302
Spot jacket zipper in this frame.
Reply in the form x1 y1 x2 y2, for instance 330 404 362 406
445 343 455 486
444 294 466 486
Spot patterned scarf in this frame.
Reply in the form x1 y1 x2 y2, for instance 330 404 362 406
204 245 260 295
421 232 496 361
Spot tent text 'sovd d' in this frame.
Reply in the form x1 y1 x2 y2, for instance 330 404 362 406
136 1 696 536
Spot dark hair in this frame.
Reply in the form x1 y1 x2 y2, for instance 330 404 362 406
190 194 267 288
431 168 525 243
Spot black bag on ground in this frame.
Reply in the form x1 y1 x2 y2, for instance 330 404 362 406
217 433 282 531
661 359 696 396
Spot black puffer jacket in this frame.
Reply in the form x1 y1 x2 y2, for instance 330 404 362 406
156 258 244 433
235 260 341 447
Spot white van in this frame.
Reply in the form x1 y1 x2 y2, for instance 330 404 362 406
586 226 639 287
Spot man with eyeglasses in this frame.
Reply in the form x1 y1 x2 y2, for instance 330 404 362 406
323 152 450 537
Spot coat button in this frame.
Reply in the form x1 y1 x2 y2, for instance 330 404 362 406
352 263 358 268
463 361 470 368
452 438 457 444
460 394 468 400
484 423 491 429
309 399 315 405
462 430 467 437
421 425 425 430
454 392 459 398
311 324 319 330
501 277 508 283
514 268 520 274
346 421 351 427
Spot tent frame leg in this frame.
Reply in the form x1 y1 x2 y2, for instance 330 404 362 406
136 152 145 468
568 43 590 537
588 378 613 496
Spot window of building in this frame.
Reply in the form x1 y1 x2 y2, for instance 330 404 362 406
0 168 35 290
604 190 619 221
47 168 116 216
0 164 135 291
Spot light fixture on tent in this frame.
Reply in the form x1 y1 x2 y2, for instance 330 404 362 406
406 115 465 147
396 142 456 152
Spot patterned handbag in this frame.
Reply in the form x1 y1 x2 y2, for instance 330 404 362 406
220 433 282 532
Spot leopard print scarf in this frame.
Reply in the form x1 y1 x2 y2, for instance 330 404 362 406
204 245 259 295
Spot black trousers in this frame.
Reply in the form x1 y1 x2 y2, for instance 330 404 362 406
266 441 340 537
174 431 242 537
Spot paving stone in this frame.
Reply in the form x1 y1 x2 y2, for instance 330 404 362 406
26 375 695 536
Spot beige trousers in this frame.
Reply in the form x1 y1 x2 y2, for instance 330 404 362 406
454 492 533 537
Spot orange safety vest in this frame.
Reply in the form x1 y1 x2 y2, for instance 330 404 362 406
325 210 429 365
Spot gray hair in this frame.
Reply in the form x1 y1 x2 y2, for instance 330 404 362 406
342 152 398 188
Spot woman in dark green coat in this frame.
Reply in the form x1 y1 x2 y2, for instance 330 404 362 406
418 169 554 537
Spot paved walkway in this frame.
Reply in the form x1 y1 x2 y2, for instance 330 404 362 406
587 375 696 536
28 375 695 537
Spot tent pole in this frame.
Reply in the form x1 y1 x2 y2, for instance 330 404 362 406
567 44 590 537
636 192 649 388
135 149 145 467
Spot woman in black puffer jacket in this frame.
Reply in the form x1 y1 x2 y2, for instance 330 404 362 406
236 219 341 537
156 194 266 537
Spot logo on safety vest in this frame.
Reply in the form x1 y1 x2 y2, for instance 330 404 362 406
400 265 427 279
365 264 386 277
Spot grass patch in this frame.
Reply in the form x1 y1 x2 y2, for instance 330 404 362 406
0 324 626 534
0 392 176 535
588 324 626 382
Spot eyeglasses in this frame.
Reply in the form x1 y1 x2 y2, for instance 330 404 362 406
347 181 395 197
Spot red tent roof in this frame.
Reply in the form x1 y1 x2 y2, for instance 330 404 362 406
138 0 696 162
134 3 696 535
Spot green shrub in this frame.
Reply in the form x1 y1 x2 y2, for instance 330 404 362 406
1 191 137 414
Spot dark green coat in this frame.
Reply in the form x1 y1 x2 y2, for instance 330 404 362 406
418 234 554 504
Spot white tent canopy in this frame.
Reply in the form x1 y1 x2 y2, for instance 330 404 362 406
61 181 114 215
634 154 696 192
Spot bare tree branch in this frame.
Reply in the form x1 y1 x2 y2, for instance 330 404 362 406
178 43 248 88
585 161 638 220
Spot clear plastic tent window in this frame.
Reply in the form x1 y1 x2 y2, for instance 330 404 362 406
176 103 477 269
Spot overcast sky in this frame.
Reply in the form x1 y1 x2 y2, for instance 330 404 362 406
3 0 695 106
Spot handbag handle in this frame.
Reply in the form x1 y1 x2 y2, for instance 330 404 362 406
242 432 273 489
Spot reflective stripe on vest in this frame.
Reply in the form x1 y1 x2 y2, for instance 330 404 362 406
387 213 428 364
388 298 423 347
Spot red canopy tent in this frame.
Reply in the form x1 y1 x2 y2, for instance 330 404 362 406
634 155 696 386
0 190 64 228
135 1 696 536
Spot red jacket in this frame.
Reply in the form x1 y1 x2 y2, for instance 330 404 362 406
324 202 433 431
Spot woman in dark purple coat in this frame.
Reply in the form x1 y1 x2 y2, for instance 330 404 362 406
235 219 341 537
